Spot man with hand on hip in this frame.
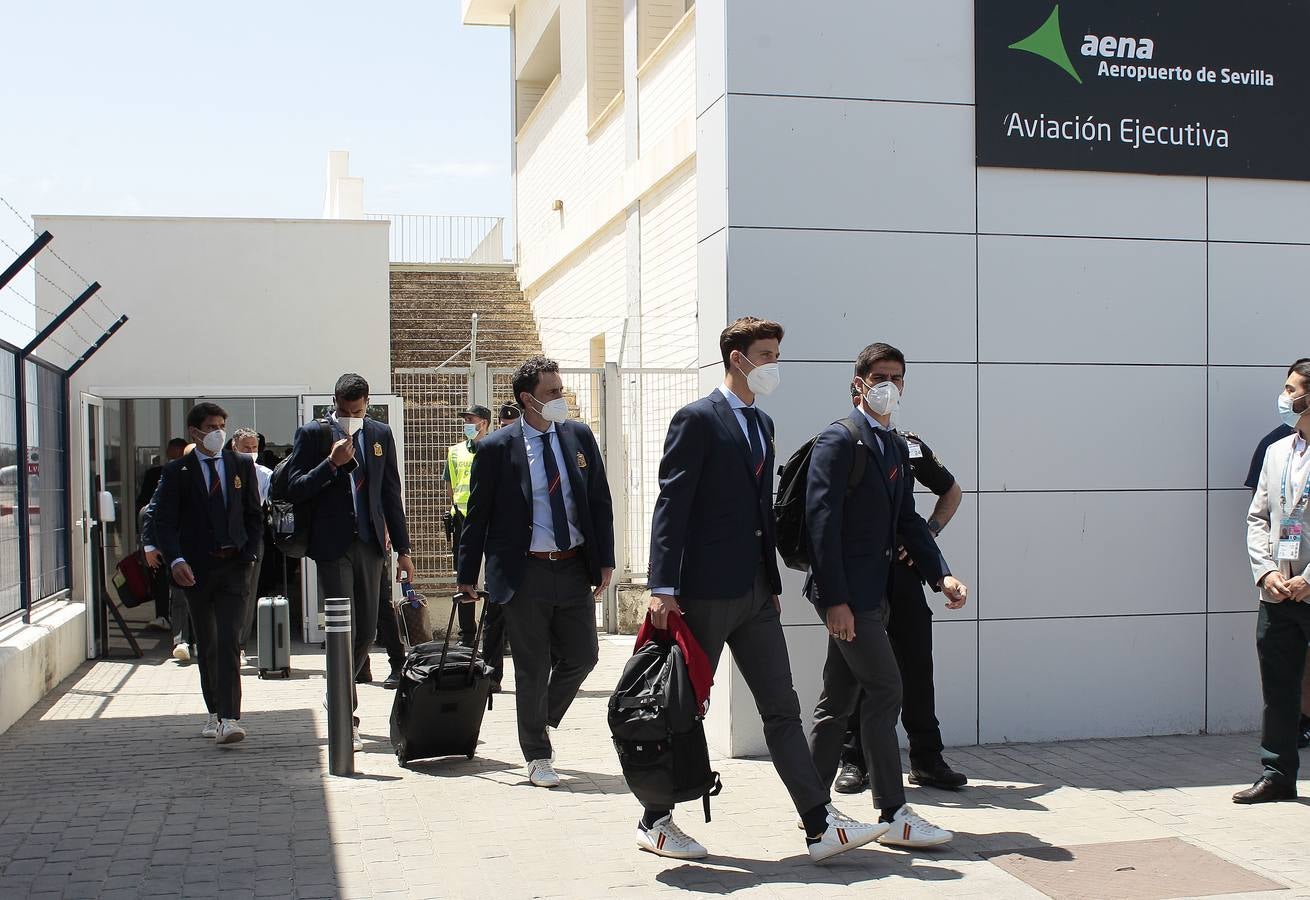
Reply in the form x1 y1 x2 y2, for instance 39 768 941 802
641 316 886 864
457 356 614 789
151 403 263 746
1237 358 1310 804
805 342 968 849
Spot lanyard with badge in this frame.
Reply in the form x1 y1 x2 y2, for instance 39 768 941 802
1277 445 1310 562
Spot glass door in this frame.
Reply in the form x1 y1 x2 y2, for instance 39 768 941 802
298 394 406 644
79 393 105 657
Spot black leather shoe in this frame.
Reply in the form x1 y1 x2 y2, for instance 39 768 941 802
1233 777 1297 804
909 759 968 790
382 668 402 690
355 664 372 685
834 763 869 794
490 681 502 695
1299 715 1310 750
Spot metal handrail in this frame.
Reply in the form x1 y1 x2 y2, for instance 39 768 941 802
365 214 506 265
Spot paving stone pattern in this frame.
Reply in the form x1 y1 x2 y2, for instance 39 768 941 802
1 632 1308 899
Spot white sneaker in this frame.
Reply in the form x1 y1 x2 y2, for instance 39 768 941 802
527 758 560 788
807 804 889 863
200 714 219 738
172 643 191 663
636 814 708 860
877 804 952 848
352 726 364 752
215 719 245 746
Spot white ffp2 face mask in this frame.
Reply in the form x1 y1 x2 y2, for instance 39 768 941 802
863 380 901 417
531 395 570 424
200 428 227 455
738 354 781 397
338 415 364 436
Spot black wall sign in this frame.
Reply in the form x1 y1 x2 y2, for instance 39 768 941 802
976 1 1310 180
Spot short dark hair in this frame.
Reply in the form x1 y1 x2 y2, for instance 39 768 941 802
854 343 907 380
334 373 370 402
498 402 521 421
166 438 187 450
186 402 227 431
720 317 784 370
512 356 560 405
1288 358 1310 376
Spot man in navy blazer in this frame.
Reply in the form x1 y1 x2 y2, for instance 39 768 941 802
458 356 614 788
639 317 885 865
805 342 968 848
151 402 262 746
284 373 414 750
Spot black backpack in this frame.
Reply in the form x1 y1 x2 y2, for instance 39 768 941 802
609 639 722 822
774 418 867 572
266 417 333 559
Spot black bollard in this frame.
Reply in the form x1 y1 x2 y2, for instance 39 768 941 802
325 597 354 776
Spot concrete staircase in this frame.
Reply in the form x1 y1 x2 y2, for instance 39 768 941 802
389 265 541 631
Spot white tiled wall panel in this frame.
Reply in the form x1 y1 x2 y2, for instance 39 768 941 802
978 615 1206 743
638 14 695 157
725 95 976 233
728 229 977 364
1210 490 1260 614
696 96 726 241
1208 178 1310 245
695 227 726 368
978 365 1207 492
723 0 973 105
1208 242 1310 367
978 236 1206 365
639 165 698 368
528 218 626 365
978 491 1206 620
1206 611 1261 734
977 168 1207 241
1208 366 1288 490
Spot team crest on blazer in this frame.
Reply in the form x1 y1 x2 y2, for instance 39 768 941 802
233 475 242 490
373 442 383 457
576 451 587 469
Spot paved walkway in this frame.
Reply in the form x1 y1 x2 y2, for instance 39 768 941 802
1 629 1309 900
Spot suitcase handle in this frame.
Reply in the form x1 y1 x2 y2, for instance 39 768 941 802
442 592 490 682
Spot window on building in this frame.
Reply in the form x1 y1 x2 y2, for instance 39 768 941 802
516 10 562 134
587 0 623 125
638 0 692 69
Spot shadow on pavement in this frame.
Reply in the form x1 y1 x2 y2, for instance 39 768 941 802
655 850 964 893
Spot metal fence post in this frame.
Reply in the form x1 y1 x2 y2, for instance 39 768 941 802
324 598 355 776
603 362 626 634
472 361 491 412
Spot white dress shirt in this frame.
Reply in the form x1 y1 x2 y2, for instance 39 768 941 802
521 419 585 552
855 406 889 455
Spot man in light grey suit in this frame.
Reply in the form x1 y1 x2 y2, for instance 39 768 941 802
1238 358 1310 804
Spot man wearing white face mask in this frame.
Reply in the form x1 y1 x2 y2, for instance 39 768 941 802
284 373 415 752
457 356 615 788
642 317 885 864
445 405 491 647
151 403 263 745
1238 358 1310 803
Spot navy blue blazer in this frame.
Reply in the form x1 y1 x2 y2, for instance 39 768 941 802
803 410 948 611
648 391 783 600
457 418 615 604
283 417 411 562
150 449 262 589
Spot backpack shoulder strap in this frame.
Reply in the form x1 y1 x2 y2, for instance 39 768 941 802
835 418 866 492
315 417 334 457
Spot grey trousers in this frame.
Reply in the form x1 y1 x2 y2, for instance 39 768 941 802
170 585 192 648
237 539 266 651
501 556 599 761
649 568 831 818
317 538 384 714
809 605 906 812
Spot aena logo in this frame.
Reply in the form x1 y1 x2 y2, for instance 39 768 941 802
1010 5 1156 83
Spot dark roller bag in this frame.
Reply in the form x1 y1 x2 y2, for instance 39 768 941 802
390 593 493 766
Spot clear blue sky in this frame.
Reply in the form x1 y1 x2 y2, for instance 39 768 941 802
0 1 510 345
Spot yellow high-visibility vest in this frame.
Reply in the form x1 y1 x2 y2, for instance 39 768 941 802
447 441 476 516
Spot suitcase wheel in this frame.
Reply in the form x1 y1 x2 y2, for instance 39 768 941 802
257 669 267 680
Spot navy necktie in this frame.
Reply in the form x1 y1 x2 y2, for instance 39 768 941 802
539 432 573 551
740 407 766 483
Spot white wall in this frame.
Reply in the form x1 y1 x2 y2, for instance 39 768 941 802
30 215 391 649
697 0 1309 753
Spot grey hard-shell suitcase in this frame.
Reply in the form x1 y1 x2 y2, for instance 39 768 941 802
256 595 292 679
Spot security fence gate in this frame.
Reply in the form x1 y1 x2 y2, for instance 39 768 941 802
393 364 697 633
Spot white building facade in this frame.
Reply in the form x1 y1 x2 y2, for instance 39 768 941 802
467 0 1310 754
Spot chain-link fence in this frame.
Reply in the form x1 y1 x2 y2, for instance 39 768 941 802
392 367 472 598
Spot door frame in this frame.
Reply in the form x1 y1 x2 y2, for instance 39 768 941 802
78 393 105 658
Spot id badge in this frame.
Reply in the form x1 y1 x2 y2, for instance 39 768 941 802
1278 518 1303 561
907 442 923 459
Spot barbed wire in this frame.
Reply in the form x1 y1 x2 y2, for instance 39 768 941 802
0 301 75 358
0 193 119 324
1 282 93 346
0 235 102 344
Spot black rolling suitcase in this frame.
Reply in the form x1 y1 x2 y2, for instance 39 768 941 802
390 593 493 766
